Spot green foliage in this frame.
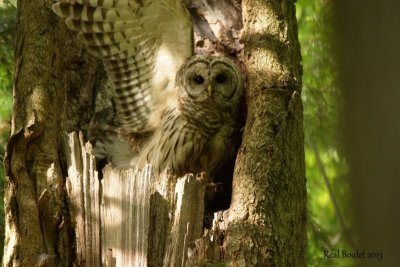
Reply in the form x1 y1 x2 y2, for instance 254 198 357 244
0 0 15 120
0 0 16 260
296 0 353 266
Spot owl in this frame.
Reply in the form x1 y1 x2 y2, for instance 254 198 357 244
138 55 243 176
52 0 244 177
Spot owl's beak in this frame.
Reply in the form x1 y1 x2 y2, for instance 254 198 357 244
207 84 213 97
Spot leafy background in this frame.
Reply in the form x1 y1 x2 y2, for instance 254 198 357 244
297 0 353 266
0 0 353 265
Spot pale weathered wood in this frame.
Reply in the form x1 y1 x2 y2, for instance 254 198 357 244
63 132 101 266
63 132 85 264
101 165 151 267
162 175 206 267
64 131 210 266
101 169 207 267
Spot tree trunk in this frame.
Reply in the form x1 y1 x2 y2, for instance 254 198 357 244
2 0 100 265
335 1 400 265
223 0 306 266
3 0 306 266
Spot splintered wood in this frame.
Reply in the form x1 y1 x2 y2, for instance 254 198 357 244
64 132 101 267
64 131 212 266
101 165 151 267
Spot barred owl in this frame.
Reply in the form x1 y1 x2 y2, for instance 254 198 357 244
138 56 243 176
52 0 244 176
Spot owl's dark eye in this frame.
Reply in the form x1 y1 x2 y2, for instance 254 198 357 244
194 75 204 85
215 73 227 84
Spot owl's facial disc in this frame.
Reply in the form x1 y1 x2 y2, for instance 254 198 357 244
210 63 239 101
179 56 242 103
184 62 210 98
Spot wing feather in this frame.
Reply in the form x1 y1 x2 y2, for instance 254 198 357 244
65 19 137 33
53 3 137 22
59 0 133 9
53 0 193 134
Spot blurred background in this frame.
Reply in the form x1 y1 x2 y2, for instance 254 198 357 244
297 0 353 266
3 0 392 266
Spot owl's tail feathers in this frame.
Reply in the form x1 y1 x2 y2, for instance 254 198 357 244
89 136 136 169
87 108 139 169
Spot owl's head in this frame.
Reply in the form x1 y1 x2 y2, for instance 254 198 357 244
176 56 243 106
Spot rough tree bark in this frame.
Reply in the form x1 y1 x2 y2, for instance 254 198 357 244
3 0 306 266
223 0 306 266
2 0 100 265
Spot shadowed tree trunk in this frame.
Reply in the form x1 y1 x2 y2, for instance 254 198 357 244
335 1 400 266
3 0 306 266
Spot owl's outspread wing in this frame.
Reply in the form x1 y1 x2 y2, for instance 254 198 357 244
52 0 193 133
